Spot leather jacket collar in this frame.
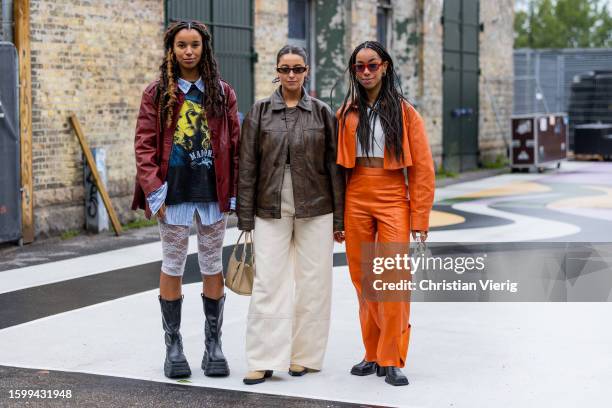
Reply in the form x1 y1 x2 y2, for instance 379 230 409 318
271 86 313 112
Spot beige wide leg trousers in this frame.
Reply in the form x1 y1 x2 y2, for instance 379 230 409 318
246 167 334 371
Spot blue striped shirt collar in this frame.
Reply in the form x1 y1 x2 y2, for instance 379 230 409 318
178 77 205 94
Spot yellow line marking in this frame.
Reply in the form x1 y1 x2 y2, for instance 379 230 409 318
548 186 612 209
429 210 465 227
460 182 551 199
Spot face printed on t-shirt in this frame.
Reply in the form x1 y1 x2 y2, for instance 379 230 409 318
172 100 213 169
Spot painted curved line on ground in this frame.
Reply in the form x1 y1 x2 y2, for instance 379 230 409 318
457 181 552 199
429 209 466 228
547 186 612 221
428 195 581 242
429 204 513 231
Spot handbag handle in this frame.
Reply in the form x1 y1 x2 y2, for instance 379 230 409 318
232 230 254 266
245 231 255 269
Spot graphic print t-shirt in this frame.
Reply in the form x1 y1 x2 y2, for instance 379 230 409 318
165 84 217 205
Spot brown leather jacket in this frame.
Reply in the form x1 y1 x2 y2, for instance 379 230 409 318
237 87 344 231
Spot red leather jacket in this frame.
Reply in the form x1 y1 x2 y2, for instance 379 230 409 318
131 79 240 218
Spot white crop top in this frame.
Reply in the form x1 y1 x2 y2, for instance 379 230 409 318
356 108 385 158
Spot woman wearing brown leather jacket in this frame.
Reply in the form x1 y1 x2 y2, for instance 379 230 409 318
237 45 345 385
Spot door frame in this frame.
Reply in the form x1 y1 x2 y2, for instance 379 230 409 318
442 0 480 173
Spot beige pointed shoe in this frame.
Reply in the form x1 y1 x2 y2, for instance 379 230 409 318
288 364 307 376
243 370 273 385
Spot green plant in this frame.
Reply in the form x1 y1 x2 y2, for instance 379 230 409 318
481 154 509 169
515 0 612 48
436 167 458 179
60 229 80 240
122 218 158 231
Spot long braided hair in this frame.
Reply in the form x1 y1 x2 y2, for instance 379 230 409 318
156 20 225 129
337 41 407 162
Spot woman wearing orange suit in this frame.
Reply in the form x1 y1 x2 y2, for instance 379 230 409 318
336 41 435 386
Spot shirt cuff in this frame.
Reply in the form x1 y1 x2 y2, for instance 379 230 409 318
146 182 167 215
230 197 236 211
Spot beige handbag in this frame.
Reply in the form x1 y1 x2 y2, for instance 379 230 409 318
225 231 255 296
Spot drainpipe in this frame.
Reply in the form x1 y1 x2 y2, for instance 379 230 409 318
416 0 425 100
2 0 14 43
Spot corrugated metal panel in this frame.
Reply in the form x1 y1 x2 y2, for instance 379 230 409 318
166 0 254 114
167 0 211 23
212 0 253 113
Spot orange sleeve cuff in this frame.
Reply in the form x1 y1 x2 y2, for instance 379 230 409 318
410 213 430 232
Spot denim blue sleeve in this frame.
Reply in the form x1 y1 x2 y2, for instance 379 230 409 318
146 182 167 215
230 197 236 211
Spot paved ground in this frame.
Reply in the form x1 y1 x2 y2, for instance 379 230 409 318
1 162 611 407
0 365 365 408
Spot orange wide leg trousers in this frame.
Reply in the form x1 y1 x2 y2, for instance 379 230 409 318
345 166 411 368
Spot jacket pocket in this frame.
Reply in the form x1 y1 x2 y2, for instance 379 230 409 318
303 128 327 175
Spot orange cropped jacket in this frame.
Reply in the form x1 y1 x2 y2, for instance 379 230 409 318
336 101 435 231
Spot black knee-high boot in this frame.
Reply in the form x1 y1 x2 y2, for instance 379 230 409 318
159 296 191 378
201 294 230 376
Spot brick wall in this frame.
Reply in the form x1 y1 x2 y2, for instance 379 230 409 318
349 0 376 49
314 0 346 105
479 0 514 163
29 0 164 236
27 0 514 236
253 0 288 101
247 0 513 171
390 0 419 101
420 0 444 167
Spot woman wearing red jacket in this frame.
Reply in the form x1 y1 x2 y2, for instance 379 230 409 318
337 41 435 386
132 20 240 379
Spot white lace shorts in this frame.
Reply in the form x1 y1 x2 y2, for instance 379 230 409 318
158 214 227 277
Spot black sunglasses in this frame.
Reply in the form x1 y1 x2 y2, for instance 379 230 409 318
276 66 308 74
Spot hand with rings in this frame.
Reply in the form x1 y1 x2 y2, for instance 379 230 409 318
411 230 428 243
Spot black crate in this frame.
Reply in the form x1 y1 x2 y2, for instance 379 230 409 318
574 123 612 157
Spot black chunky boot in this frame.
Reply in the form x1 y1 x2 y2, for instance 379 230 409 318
159 296 191 378
201 294 230 377
377 365 409 386
351 359 378 376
